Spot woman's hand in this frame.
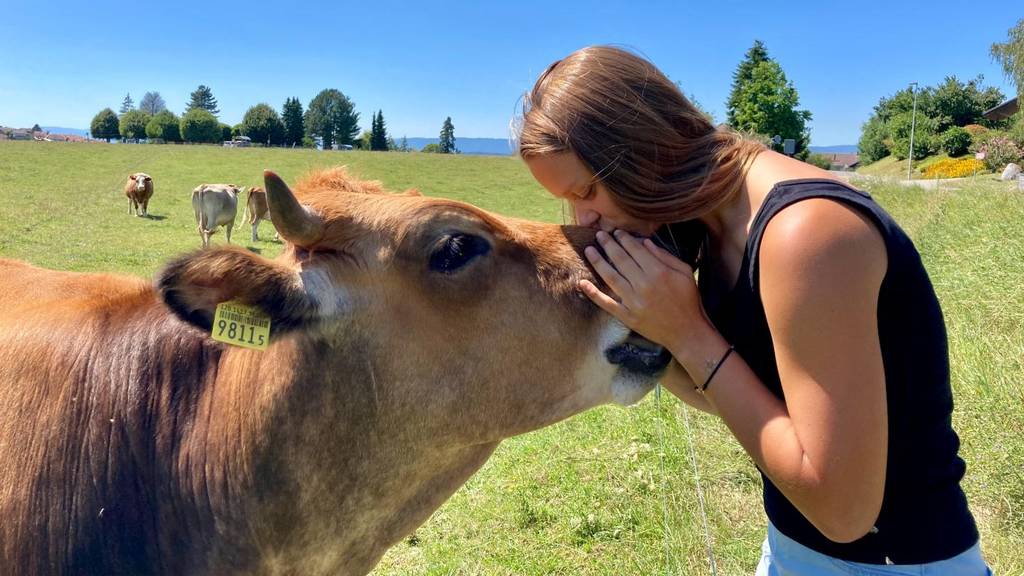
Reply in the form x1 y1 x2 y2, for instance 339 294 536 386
580 229 712 352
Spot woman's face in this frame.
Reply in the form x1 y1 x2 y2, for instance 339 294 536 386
524 152 659 236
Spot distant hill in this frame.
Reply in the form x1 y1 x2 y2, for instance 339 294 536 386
41 126 89 137
809 144 858 154
402 137 512 156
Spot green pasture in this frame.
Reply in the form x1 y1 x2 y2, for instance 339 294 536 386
0 142 1021 574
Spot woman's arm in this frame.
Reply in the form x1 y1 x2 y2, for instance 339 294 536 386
581 199 888 543
673 199 889 543
659 359 718 415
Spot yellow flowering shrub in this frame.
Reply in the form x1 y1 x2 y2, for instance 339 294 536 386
922 158 985 179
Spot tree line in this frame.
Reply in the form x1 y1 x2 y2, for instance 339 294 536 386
857 18 1024 171
89 85 458 153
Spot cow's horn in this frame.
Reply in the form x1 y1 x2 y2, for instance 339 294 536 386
264 170 323 246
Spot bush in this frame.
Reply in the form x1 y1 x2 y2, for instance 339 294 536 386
922 158 985 178
119 110 151 141
220 123 232 142
806 153 832 170
1009 114 1024 149
940 126 972 157
179 109 221 143
888 112 938 160
858 116 890 162
145 110 180 142
240 104 286 146
421 143 441 153
975 136 1023 170
90 108 119 142
963 124 988 138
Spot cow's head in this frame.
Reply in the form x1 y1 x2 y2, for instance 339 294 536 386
129 172 151 192
157 167 670 445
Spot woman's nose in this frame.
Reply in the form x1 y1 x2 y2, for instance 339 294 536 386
574 206 600 228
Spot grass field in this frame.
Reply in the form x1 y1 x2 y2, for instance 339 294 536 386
1 142 1022 575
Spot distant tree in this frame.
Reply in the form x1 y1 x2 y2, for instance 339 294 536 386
439 117 456 154
991 18 1024 99
932 76 1004 130
888 112 938 160
231 124 243 139
146 110 181 142
370 110 389 151
806 153 832 170
119 110 152 141
398 135 409 152
858 115 890 163
220 123 232 142
186 85 220 116
421 142 441 153
241 103 286 146
305 89 359 150
727 55 812 158
139 91 167 115
386 136 396 151
282 97 305 146
31 124 42 133
179 108 221 143
726 41 769 127
90 108 120 142
119 93 134 114
358 129 373 150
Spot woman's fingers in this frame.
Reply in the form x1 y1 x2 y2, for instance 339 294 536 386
584 246 632 298
644 238 694 274
578 279 628 320
595 231 644 283
613 230 665 273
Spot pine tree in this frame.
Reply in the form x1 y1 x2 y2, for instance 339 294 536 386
371 110 389 151
119 93 134 114
186 85 220 116
725 41 769 127
282 97 305 147
439 117 456 154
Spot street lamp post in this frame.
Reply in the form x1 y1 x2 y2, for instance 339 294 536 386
907 82 919 181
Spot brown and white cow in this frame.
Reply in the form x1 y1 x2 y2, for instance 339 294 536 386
0 167 670 575
191 183 239 247
124 172 154 217
243 186 280 242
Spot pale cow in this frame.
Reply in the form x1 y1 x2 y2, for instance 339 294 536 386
124 172 154 217
191 183 239 248
0 167 670 575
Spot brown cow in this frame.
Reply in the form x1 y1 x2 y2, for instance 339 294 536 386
124 172 154 216
0 167 670 575
243 186 280 242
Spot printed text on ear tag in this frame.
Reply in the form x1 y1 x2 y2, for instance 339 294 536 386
212 301 271 350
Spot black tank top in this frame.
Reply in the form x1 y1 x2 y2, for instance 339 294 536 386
699 179 978 564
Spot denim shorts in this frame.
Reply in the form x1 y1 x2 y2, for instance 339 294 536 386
754 522 992 575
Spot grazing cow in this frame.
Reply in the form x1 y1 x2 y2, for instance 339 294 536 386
243 186 279 242
0 167 670 575
124 172 154 217
191 183 239 248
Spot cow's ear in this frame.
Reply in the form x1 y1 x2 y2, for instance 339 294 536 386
129 174 137 180
156 246 316 336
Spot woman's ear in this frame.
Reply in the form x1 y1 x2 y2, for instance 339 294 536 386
156 246 316 336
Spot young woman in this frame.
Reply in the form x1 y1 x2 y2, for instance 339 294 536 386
517 46 990 574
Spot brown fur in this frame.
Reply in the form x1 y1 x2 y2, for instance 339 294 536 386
0 167 661 575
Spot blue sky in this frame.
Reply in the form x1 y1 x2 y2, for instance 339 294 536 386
0 1 1018 145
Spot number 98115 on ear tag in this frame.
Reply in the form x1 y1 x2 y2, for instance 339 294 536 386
212 301 271 350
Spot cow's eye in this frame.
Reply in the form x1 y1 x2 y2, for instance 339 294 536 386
429 233 491 274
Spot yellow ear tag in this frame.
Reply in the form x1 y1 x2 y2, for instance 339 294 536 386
212 301 271 350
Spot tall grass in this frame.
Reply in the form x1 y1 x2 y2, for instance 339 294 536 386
0 142 1020 574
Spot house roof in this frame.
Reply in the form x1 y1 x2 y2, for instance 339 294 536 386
983 97 1019 121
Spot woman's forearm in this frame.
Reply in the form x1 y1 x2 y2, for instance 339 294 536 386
658 359 718 415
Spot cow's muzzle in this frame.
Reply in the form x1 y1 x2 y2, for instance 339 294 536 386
604 333 672 377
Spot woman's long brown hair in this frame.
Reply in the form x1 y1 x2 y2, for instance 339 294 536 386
516 45 764 224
